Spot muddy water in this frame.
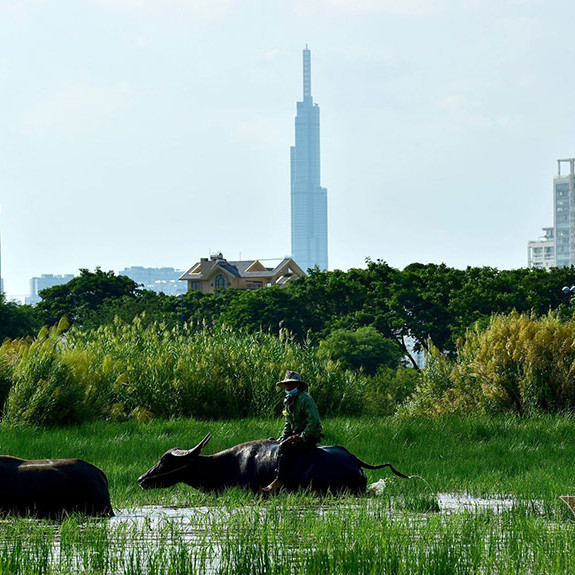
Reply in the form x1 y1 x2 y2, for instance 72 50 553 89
112 491 529 524
110 491 531 533
39 495 543 574
437 493 516 513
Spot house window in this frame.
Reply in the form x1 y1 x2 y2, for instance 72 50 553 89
191 281 201 291
215 274 226 290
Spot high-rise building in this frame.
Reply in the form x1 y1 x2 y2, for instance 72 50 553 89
28 273 75 304
290 46 328 272
527 227 555 270
119 266 186 296
554 159 575 267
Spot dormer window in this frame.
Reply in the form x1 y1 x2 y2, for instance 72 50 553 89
215 274 226 290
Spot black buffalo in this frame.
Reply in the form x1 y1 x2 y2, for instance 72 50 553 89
138 433 409 494
0 456 114 518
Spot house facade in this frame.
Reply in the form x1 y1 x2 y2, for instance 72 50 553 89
179 253 306 294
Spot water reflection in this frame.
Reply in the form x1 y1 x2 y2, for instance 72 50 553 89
437 493 516 513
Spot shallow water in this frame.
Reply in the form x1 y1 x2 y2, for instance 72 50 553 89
0 495 554 574
112 490 533 523
437 492 516 513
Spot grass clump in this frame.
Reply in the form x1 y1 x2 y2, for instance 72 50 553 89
403 311 575 417
3 322 88 426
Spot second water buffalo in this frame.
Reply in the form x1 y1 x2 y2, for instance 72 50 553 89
0 455 114 518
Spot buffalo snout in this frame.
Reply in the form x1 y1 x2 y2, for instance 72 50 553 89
137 469 158 490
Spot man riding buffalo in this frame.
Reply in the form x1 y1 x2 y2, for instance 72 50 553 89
262 370 323 493
138 369 412 495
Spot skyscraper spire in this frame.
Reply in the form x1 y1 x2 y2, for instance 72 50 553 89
303 45 312 102
290 46 328 272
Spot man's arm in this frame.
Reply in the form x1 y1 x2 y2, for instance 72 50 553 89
299 395 322 442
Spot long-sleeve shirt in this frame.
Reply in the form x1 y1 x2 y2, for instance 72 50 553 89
279 390 323 444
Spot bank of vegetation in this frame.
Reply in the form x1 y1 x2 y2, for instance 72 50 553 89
1 311 575 425
2 262 575 425
4 262 575 362
0 319 417 425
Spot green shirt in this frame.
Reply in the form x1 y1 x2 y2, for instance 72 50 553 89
279 390 323 443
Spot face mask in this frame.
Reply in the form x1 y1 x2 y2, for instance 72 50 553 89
285 388 299 396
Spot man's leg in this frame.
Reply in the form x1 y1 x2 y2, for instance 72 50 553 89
262 440 316 492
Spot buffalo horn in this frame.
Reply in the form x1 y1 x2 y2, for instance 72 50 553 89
197 432 212 451
189 432 212 456
172 433 213 458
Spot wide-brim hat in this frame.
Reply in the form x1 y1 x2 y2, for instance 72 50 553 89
276 370 307 390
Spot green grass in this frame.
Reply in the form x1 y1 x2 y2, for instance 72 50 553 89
0 415 574 573
2 415 575 505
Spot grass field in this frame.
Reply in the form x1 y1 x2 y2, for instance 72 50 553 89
0 415 574 573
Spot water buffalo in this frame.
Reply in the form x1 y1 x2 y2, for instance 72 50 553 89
138 433 410 494
0 456 114 518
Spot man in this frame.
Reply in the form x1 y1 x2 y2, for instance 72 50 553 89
262 370 323 492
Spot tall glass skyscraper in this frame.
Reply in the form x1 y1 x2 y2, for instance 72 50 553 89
290 46 328 272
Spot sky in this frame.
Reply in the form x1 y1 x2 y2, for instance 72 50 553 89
1 0 574 300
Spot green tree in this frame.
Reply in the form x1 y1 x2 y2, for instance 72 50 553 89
319 326 403 374
288 264 394 341
0 293 42 341
188 288 243 328
216 286 314 339
36 268 141 326
84 290 186 330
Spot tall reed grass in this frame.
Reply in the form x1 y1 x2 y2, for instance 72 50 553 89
0 319 371 425
403 311 575 416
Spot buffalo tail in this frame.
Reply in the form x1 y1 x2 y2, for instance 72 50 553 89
356 459 411 479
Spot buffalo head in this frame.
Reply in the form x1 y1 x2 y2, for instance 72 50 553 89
137 433 212 490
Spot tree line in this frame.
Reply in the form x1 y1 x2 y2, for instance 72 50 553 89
3 261 575 374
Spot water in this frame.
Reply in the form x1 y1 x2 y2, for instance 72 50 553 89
0 494 549 574
437 492 516 513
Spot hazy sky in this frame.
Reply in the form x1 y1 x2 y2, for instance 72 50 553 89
1 0 573 299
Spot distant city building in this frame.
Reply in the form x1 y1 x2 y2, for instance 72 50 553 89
179 253 305 294
553 159 575 268
28 273 75 304
119 266 186 296
290 46 328 273
527 227 555 270
526 158 575 269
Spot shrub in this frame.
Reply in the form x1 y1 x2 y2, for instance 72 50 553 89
363 366 420 416
0 357 13 414
398 342 458 417
3 325 88 426
405 312 575 416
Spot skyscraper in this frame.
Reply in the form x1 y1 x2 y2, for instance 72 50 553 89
554 158 575 267
290 46 328 272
